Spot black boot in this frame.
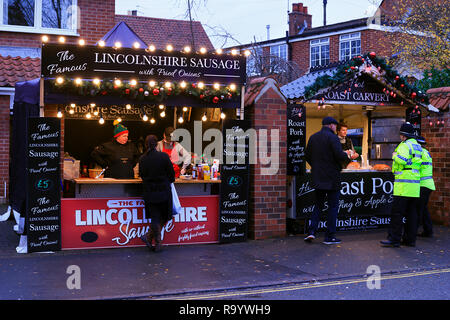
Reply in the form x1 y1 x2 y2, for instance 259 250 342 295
153 225 162 253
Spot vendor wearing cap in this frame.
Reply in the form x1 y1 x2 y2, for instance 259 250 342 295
156 127 191 178
91 120 140 179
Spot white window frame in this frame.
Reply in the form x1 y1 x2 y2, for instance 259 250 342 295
0 0 79 35
339 32 361 61
310 37 329 68
270 44 287 61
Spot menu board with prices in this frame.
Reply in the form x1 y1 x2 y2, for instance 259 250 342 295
219 119 251 243
26 117 61 252
287 102 306 176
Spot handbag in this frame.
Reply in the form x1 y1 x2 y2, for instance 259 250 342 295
171 183 182 216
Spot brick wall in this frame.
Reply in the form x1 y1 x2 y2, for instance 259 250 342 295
0 0 116 47
0 96 10 201
290 29 393 75
246 79 287 239
421 112 450 226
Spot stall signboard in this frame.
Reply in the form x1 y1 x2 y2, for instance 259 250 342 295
406 107 421 137
313 74 402 106
219 119 251 243
61 196 219 249
26 117 61 252
287 102 306 175
41 43 247 86
296 172 394 231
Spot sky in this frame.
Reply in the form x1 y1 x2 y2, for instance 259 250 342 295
115 0 383 48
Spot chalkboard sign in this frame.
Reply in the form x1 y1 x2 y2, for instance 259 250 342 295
287 102 306 175
406 107 421 137
26 117 61 252
296 172 394 231
219 119 251 243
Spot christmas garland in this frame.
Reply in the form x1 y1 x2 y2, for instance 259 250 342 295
49 77 240 104
303 52 429 105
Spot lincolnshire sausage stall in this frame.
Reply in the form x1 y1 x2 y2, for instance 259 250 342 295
12 37 249 253
281 52 439 233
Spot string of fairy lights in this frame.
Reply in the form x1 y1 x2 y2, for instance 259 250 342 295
44 35 248 125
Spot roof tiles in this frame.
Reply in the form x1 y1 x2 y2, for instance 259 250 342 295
0 55 40 87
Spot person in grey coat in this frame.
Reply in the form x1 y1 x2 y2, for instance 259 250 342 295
139 135 175 252
304 116 350 244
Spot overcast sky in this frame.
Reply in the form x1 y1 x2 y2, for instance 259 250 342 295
115 0 382 48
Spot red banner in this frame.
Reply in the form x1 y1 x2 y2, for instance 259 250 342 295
61 196 219 250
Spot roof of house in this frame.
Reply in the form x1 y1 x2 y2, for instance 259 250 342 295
427 87 450 112
100 21 147 48
0 55 40 87
115 15 214 51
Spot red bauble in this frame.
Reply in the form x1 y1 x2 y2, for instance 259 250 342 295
369 52 376 58
395 76 400 80
138 87 144 93
212 96 219 103
167 88 172 95
125 89 130 94
153 88 160 96
199 94 205 99
411 92 417 99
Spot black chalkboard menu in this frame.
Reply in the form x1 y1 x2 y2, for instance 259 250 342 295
219 119 251 243
26 117 61 252
296 172 394 231
287 102 306 175
406 107 421 137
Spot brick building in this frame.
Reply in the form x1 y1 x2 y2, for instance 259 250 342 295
0 0 212 204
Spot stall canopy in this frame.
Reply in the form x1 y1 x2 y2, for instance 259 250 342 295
281 52 439 113
10 78 40 215
98 21 147 49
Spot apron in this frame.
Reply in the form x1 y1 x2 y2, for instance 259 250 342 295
162 142 181 178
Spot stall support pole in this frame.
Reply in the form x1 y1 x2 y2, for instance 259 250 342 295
39 78 44 117
240 86 245 120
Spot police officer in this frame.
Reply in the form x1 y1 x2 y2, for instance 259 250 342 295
380 122 422 247
416 136 435 238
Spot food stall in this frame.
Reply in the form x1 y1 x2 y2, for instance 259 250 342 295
18 41 249 253
282 52 438 233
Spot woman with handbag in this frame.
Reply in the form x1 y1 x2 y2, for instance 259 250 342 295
139 135 175 252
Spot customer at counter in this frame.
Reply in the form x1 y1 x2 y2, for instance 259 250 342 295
139 135 175 253
91 121 140 179
156 127 191 178
337 122 359 168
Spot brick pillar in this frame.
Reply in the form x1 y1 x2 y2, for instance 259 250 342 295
421 112 450 226
245 78 287 239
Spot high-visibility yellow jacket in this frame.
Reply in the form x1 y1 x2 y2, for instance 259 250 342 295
420 147 436 191
392 138 422 198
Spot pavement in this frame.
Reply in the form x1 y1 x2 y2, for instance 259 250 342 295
0 203 449 300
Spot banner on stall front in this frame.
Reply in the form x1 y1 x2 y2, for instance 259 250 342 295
296 172 395 231
61 196 219 249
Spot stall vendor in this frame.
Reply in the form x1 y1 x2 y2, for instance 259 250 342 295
337 122 359 168
156 127 191 178
91 121 140 179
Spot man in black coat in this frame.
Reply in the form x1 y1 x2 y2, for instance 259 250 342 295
304 116 350 244
139 135 175 252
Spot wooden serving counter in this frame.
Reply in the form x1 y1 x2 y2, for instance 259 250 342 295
69 177 220 198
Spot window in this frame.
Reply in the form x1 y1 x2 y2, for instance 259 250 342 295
340 32 361 61
246 46 263 76
0 0 78 34
310 38 329 68
270 44 287 61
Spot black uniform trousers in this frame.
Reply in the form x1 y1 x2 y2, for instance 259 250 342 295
388 195 419 244
418 187 433 236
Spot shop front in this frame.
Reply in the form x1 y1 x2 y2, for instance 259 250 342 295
12 41 250 253
282 53 439 233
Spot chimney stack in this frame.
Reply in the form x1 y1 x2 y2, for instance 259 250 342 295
127 10 138 16
288 3 312 36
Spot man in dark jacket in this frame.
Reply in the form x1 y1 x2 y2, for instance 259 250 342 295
304 116 350 244
139 135 175 252
91 121 140 179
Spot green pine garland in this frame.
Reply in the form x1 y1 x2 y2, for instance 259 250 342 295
50 77 240 104
303 52 429 105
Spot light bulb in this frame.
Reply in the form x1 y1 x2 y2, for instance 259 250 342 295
75 78 82 85
178 116 184 124
42 35 49 42
183 46 191 53
126 104 131 110
202 113 207 122
148 45 156 52
180 81 187 89
56 77 64 84
220 111 226 119
99 117 105 124
216 48 223 54
213 83 220 90
159 104 165 110
160 111 166 118
98 40 105 47
114 41 122 48
58 36 65 43
133 42 140 49
69 109 74 114
198 82 204 89
149 80 156 87
182 107 188 112
86 113 91 119
229 84 236 91
166 44 173 51
114 79 122 86
199 47 207 54
143 114 148 121
150 118 155 124
57 110 63 118
93 78 100 85
78 39 85 46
